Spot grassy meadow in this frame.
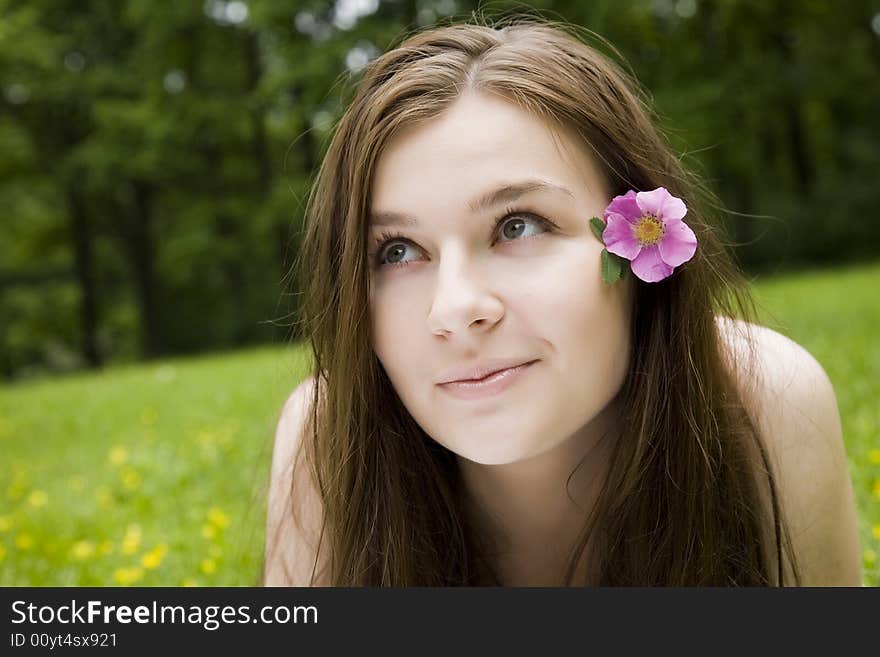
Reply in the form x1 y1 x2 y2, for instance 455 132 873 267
0 344 312 586
0 261 878 586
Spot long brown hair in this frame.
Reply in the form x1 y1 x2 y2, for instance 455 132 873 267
281 14 801 586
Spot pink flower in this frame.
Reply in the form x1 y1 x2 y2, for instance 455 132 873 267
601 188 697 282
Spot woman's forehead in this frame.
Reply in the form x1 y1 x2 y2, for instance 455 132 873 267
370 93 606 220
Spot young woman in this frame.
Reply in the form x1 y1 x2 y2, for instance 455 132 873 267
263 17 862 586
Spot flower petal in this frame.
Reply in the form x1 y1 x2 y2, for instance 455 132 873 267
603 212 642 260
658 219 697 267
658 193 687 221
630 245 674 282
635 187 670 217
604 190 641 223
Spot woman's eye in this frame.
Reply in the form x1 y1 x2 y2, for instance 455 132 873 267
497 215 547 242
373 213 549 268
381 242 415 267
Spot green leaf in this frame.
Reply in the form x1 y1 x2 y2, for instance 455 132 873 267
589 217 606 243
600 248 627 285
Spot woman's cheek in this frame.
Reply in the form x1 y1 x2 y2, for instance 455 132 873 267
370 293 426 373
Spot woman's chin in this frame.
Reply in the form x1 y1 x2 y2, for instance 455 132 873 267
447 439 538 467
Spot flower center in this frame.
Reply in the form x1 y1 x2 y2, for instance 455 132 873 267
633 214 665 246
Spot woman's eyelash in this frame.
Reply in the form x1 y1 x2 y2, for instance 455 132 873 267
370 229 409 263
368 207 551 269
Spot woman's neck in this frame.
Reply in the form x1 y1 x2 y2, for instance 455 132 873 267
457 395 621 585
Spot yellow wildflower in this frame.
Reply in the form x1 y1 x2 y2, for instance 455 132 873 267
868 449 880 465
70 540 95 560
6 473 28 501
108 446 128 466
121 525 142 555
28 490 48 508
141 552 160 569
121 468 142 491
141 543 168 570
97 540 114 556
195 430 215 446
181 577 198 587
96 486 113 508
199 558 217 575
0 515 11 532
864 549 876 566
113 567 144 586
207 508 230 530
15 533 34 551
873 524 880 541
201 524 217 540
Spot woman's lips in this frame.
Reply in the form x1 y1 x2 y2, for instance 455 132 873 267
437 360 538 400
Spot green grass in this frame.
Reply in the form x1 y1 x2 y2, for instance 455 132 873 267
0 261 878 586
0 344 312 586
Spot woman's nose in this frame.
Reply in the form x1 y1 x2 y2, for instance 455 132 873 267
426 254 504 337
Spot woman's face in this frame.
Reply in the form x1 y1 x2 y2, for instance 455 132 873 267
368 92 633 466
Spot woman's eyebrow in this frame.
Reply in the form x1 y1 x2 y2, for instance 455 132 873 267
368 178 574 228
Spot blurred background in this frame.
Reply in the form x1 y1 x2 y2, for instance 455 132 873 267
0 0 878 585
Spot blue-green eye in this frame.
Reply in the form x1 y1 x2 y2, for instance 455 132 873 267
369 211 551 269
497 214 547 242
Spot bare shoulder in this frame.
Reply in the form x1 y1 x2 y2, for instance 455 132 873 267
263 374 330 586
715 316 863 585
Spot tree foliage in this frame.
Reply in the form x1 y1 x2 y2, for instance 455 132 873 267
1 0 877 378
